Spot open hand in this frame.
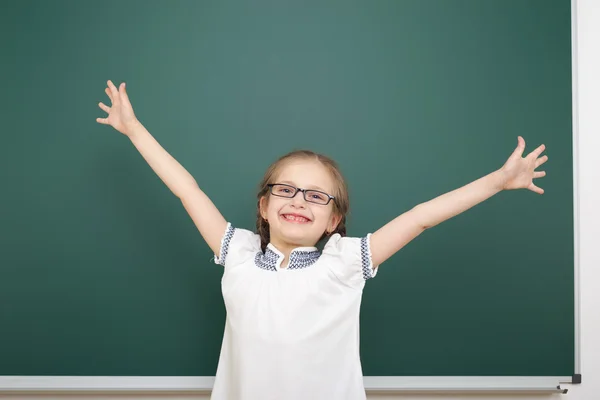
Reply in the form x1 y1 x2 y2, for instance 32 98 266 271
96 80 139 136
499 136 548 194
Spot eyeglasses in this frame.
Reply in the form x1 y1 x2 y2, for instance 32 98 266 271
267 183 335 205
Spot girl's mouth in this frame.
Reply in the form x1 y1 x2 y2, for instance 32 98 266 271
281 214 311 223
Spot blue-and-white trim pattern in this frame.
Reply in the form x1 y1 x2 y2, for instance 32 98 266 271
214 223 234 266
254 248 279 271
288 250 322 270
255 246 321 271
361 234 376 280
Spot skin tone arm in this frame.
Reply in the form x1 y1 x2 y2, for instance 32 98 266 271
369 136 548 267
96 80 227 257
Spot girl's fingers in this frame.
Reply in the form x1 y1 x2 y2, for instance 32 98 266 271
96 117 108 124
107 80 120 103
529 144 546 159
118 82 132 107
105 87 113 103
98 102 110 113
535 155 549 168
529 183 544 194
533 171 546 179
511 136 526 158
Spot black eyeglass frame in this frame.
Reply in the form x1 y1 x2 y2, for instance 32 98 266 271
267 183 336 205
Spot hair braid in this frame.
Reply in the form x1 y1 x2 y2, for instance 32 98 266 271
256 197 271 252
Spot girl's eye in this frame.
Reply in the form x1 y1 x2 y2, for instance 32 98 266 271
274 186 293 195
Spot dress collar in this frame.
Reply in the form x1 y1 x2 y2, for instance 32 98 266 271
254 243 321 271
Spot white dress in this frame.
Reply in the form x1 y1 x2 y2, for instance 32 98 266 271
211 223 378 400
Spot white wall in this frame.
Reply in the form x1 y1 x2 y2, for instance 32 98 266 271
1 0 597 399
561 1 600 400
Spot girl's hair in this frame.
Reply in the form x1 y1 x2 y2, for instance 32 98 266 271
256 150 350 252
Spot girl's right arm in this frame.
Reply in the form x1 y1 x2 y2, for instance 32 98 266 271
96 80 227 257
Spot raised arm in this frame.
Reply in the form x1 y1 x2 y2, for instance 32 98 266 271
369 136 548 267
96 80 227 257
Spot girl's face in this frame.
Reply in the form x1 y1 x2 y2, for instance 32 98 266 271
260 159 341 249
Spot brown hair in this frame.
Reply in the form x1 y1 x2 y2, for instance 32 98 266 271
256 150 350 252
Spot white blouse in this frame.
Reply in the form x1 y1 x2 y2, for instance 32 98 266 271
211 223 378 400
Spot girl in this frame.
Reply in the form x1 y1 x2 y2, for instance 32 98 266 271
97 80 548 400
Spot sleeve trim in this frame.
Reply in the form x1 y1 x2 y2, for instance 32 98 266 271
361 234 378 280
214 222 234 266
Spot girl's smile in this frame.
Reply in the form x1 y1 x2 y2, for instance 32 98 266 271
281 213 312 223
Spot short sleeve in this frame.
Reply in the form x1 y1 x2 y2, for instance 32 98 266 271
213 222 261 268
321 233 378 288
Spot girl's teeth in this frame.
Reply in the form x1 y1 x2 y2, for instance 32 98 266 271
284 214 308 222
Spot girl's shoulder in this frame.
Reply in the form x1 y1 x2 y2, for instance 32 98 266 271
321 233 378 287
213 223 261 267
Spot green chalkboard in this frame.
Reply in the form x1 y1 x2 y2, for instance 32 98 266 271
0 0 574 377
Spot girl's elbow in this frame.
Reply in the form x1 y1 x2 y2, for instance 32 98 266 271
409 204 431 230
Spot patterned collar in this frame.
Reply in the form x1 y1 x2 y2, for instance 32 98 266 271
255 243 321 271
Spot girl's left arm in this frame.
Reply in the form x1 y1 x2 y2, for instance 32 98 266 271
369 136 548 267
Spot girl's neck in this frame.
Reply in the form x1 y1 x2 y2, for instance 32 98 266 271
269 241 295 268
268 237 317 268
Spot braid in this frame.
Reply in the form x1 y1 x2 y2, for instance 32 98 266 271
256 198 270 252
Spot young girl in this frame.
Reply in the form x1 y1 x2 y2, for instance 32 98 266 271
97 80 548 400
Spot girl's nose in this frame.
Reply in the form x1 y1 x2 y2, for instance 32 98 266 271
290 190 306 206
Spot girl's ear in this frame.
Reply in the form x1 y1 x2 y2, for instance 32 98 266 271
328 213 343 233
259 196 268 220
